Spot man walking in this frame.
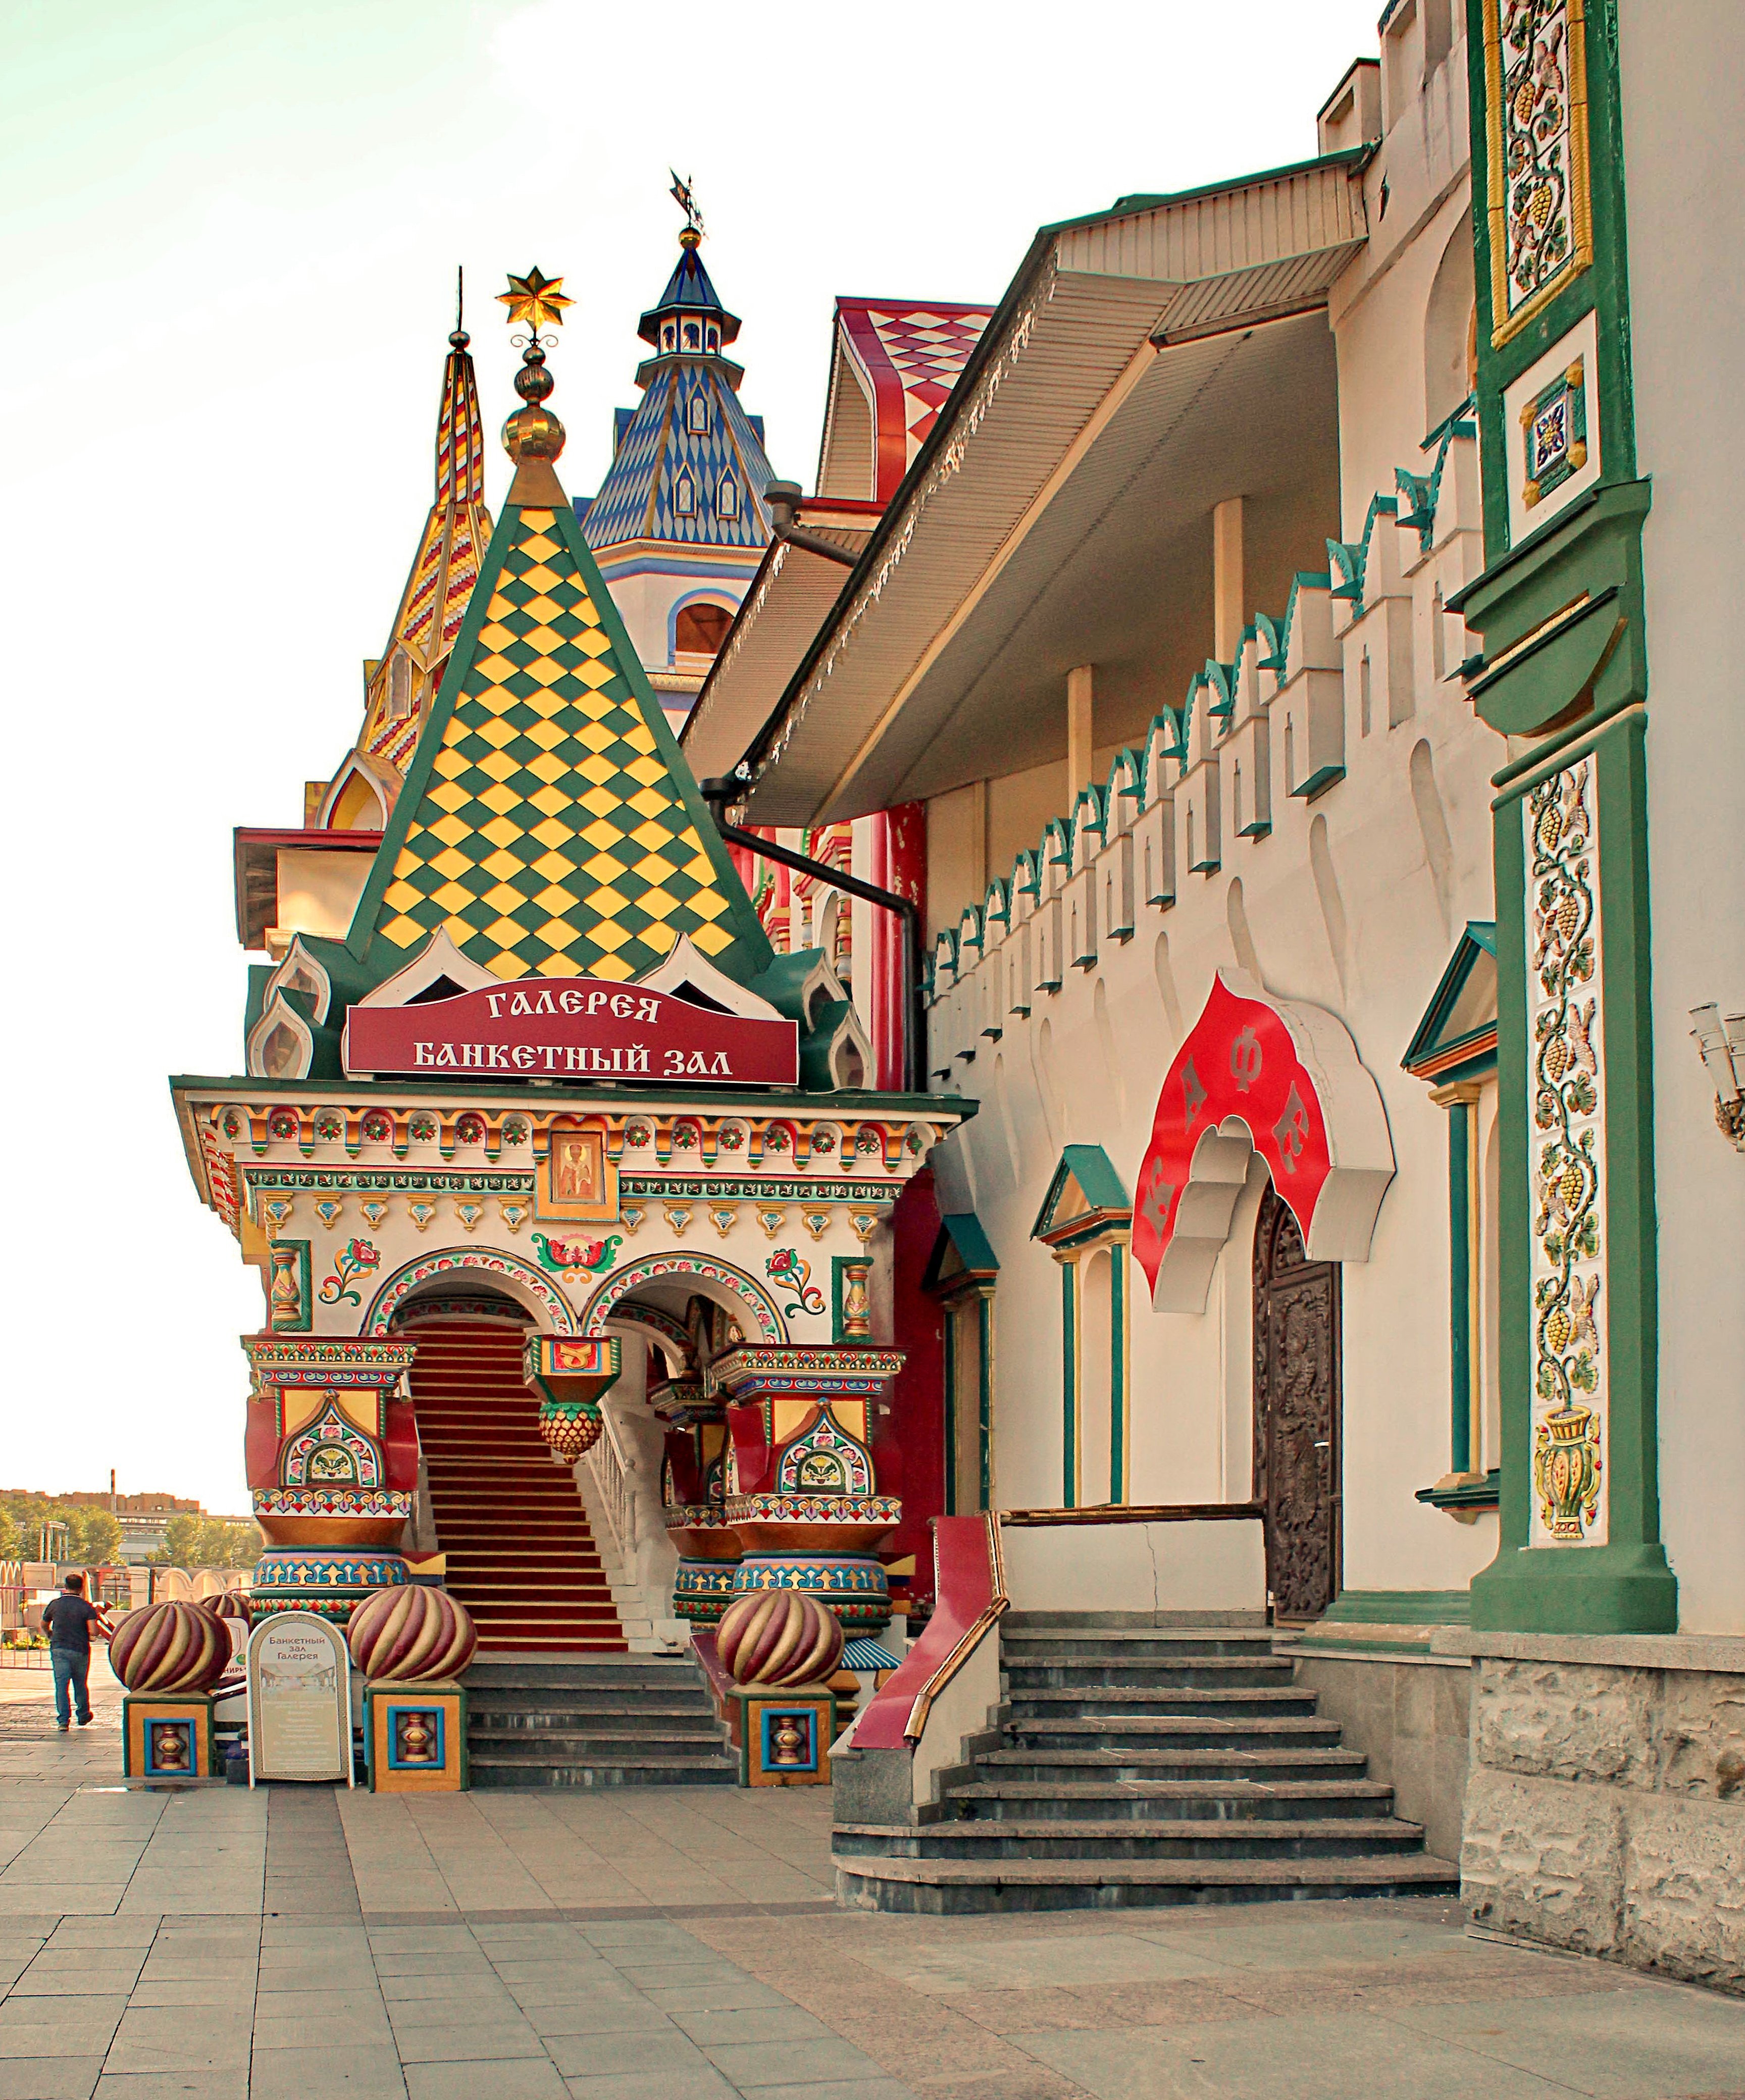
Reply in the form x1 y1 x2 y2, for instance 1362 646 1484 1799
41 1573 110 1731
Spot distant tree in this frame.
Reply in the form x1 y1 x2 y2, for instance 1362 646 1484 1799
69 1509 123 1566
0 1507 19 1562
160 1513 204 1567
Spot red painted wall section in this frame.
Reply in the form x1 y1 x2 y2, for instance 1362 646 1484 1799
876 1165 946 1604
382 1395 419 1492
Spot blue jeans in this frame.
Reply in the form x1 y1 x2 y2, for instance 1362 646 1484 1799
51 1648 90 1726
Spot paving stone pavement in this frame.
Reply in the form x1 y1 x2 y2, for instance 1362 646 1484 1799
2 1664 1741 2097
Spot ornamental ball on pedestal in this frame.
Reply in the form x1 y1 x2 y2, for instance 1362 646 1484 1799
715 1587 844 1688
346 1584 478 1683
109 1600 232 1695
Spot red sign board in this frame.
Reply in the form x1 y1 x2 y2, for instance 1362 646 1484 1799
344 977 798 1086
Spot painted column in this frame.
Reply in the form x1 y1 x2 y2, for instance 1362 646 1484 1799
1458 0 1675 1631
1058 1252 1080 1508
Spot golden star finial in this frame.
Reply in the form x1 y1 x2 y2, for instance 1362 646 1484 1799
497 266 574 333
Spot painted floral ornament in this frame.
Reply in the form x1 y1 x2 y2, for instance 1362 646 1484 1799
532 1232 622 1276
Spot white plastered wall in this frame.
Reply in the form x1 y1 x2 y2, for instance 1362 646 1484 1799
1618 0 1745 1635
923 30 1507 1604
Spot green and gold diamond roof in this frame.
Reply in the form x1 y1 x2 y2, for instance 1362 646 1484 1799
348 501 771 984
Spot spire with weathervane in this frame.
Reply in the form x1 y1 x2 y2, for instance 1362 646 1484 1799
580 177 777 555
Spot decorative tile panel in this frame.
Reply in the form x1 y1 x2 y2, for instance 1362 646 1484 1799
1525 756 1608 1545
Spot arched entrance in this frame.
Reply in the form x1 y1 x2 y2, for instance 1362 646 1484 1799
392 1284 626 1652
1252 1183 1341 1621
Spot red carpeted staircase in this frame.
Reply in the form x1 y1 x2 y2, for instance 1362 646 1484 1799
406 1316 626 1653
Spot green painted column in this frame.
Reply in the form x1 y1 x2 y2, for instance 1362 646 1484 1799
1459 0 1675 1633
942 1303 960 1518
1059 1255 1079 1508
1109 1243 1128 1504
1447 1098 1473 1476
977 1290 994 1512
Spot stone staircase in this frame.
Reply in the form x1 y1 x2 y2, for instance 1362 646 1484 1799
465 1656 735 1788
408 1317 626 1652
834 1616 1460 1913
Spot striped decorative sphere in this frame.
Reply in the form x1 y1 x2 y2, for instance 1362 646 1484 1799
346 1584 477 1683
715 1588 844 1688
201 1591 252 1622
109 1600 231 1695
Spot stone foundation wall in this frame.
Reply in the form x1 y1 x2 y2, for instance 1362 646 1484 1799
1282 1643 1471 1863
1436 1631 1745 1994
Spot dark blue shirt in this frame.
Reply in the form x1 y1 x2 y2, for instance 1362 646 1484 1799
41 1596 102 1653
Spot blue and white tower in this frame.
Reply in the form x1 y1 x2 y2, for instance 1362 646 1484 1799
578 222 778 733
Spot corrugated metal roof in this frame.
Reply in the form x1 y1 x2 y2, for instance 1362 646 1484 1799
735 154 1367 826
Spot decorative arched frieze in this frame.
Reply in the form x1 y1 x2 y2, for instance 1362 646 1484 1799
364 1246 577 1334
581 1253 787 1344
1133 970 1396 1314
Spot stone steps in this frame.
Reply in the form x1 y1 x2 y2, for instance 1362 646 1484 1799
941 1779 1397 1819
833 1618 1460 1914
463 1656 734 1788
835 1815 1429 1860
834 1852 1463 1914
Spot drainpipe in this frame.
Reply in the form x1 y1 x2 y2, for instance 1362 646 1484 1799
764 482 859 567
697 776 927 1097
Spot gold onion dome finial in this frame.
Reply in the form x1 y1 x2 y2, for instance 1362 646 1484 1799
498 266 572 464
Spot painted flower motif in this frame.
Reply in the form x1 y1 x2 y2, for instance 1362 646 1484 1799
808 1129 834 1154
362 1112 392 1144
625 1122 652 1148
765 1127 792 1153
904 1126 926 1154
673 1124 698 1149
268 1110 298 1141
855 1130 880 1155
409 1116 437 1143
719 1126 745 1151
502 1117 529 1145
455 1114 486 1145
314 1114 343 1142
223 1112 243 1139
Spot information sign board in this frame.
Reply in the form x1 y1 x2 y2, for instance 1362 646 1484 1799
245 1611 353 1786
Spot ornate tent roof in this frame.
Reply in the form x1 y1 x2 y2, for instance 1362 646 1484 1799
343 302 773 988
580 230 776 554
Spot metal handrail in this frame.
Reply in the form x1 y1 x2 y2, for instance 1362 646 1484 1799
902 1510 1007 1743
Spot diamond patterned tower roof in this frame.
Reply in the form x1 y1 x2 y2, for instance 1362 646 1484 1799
347 492 773 985
354 326 494 780
582 230 776 554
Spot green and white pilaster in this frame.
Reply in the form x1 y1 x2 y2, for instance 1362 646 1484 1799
1457 0 1675 1632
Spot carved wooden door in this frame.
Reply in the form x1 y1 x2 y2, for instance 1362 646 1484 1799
1252 1184 1341 1621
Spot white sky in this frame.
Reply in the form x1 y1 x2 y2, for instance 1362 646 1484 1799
2 0 1385 1513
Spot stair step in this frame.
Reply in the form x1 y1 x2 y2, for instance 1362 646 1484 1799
940 1780 1395 1820
834 1818 1427 1861
977 1748 1367 1780
833 1853 1462 1914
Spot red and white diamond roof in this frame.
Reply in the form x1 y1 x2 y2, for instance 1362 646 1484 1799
818 298 994 504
